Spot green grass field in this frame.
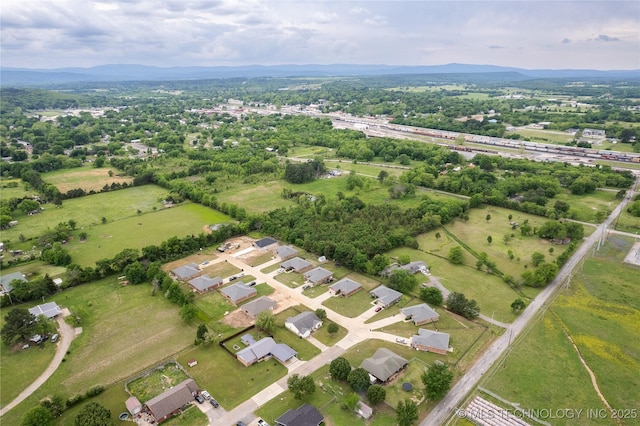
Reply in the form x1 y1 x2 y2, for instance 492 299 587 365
65 203 231 266
614 209 640 234
0 179 37 199
478 236 640 426
554 189 619 223
0 278 196 426
322 290 373 317
42 165 133 193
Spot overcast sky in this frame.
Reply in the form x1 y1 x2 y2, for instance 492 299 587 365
2 0 638 70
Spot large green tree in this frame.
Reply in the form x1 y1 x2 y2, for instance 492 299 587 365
420 287 443 306
396 399 419 426
255 311 276 333
74 402 112 426
287 374 315 400
21 406 54 426
388 269 418 294
2 308 37 346
448 246 464 264
347 367 371 392
329 356 351 381
367 384 386 405
422 363 454 400
446 292 480 319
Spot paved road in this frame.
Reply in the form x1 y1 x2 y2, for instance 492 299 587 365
420 180 636 425
0 312 78 416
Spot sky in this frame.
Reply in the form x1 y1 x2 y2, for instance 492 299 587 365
1 0 639 70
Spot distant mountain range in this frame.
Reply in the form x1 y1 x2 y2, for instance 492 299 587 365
1 63 638 86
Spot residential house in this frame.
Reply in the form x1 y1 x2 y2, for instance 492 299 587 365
221 283 257 305
276 404 324 426
382 261 428 277
360 348 408 383
187 275 222 294
145 378 199 423
242 296 277 318
236 337 297 367
400 303 439 325
0 271 27 294
253 237 278 250
28 302 62 319
285 311 323 338
171 263 200 281
411 329 450 355
276 245 298 261
281 257 313 273
328 278 362 297
303 267 333 286
370 285 402 308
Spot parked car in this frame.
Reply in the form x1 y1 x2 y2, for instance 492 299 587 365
302 284 310 290
201 390 211 400
209 398 219 408
257 419 270 426
194 394 204 404
246 281 256 287
235 422 246 426
229 275 238 281
50 334 59 343
375 306 383 312
396 337 406 344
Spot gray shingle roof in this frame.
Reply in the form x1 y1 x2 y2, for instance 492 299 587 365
254 237 278 248
360 348 408 382
281 257 312 272
188 275 222 292
370 285 402 306
412 328 450 352
276 245 298 259
271 343 298 363
400 303 439 324
329 278 362 295
285 312 322 336
303 267 332 284
276 403 323 426
221 283 257 303
0 271 27 292
171 263 200 280
236 337 297 365
242 296 276 317
145 379 198 421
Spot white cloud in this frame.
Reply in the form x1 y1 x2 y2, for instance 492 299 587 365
1 0 638 69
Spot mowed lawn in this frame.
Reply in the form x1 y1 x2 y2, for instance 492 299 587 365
43 165 133 193
0 278 196 426
66 203 232 266
0 184 170 243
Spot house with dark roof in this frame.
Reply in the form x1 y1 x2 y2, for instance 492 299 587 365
276 245 298 261
0 271 27 293
171 263 200 281
276 403 323 426
187 275 222 294
242 296 277 318
370 285 402 308
236 337 297 367
303 267 333 286
145 378 199 423
285 311 323 338
360 348 408 383
400 303 439 325
411 329 450 355
28 302 62 319
328 278 362 297
281 257 313 273
220 283 257 305
253 237 278 250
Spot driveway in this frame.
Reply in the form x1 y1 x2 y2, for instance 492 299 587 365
0 310 79 416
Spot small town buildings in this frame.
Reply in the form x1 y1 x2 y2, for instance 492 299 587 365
28 302 62 319
236 336 297 367
0 271 26 294
285 311 323 338
370 285 403 308
303 267 333 286
276 245 298 261
400 303 439 325
253 237 278 250
328 278 362 297
242 296 277 318
145 378 199 423
411 329 451 355
187 275 223 293
360 348 408 384
221 283 257 305
281 257 313 273
276 403 324 426
171 263 200 281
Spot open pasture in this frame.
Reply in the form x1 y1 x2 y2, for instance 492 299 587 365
0 185 170 243
66 203 231 266
554 189 619 223
0 178 37 199
43 165 132 193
